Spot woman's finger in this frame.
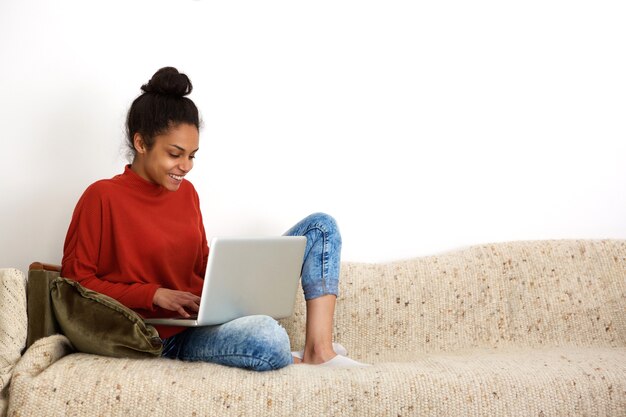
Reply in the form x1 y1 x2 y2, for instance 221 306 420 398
177 305 190 318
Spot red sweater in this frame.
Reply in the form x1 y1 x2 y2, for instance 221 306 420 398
61 165 209 339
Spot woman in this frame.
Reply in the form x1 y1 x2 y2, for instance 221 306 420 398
61 67 365 371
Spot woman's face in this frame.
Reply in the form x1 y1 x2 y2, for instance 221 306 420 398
132 123 200 192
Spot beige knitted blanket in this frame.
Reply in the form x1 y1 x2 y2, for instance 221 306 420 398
2 240 626 416
9 336 626 416
284 239 625 359
0 269 26 417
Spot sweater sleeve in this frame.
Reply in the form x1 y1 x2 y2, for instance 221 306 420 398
194 188 210 276
61 184 161 310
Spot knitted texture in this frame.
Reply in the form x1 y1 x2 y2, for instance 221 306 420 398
7 344 626 416
281 239 626 361
0 269 26 417
6 240 626 416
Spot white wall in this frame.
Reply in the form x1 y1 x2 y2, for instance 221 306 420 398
1 0 625 274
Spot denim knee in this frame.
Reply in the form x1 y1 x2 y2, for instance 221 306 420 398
244 315 292 371
308 212 341 253
162 315 293 372
302 213 340 238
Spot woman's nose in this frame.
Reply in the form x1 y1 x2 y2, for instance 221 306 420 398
180 158 193 173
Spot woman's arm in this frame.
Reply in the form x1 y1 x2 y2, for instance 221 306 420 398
61 183 160 311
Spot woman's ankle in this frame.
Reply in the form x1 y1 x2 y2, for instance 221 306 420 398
303 343 336 364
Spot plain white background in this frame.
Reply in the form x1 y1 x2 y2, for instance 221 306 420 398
1 0 625 274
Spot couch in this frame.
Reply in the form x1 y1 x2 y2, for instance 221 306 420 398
1 239 625 416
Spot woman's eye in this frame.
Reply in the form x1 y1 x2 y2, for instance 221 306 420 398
169 153 181 158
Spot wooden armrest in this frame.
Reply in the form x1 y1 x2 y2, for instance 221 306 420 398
29 262 62 272
26 262 62 348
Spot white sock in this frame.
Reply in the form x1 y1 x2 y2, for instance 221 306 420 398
291 342 348 360
320 355 371 368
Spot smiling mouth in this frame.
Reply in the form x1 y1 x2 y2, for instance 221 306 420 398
169 174 184 181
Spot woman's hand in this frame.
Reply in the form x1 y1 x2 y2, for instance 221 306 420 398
153 288 201 318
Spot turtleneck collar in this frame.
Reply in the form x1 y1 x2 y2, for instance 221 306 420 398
119 164 167 196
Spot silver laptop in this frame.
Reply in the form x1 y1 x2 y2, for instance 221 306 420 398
145 236 306 326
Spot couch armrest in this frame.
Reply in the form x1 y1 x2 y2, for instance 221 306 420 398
0 268 27 416
7 334 74 415
28 262 61 273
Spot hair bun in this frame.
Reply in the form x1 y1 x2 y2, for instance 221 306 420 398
141 67 193 97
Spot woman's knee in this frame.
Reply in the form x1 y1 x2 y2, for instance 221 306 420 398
242 315 292 371
303 212 338 231
303 213 342 244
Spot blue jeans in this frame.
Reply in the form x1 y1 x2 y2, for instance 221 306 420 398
161 212 342 371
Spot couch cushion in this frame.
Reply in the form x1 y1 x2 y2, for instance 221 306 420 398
8 342 626 416
0 268 27 416
50 277 162 359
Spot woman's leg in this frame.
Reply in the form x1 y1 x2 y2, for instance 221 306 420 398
161 315 292 371
284 212 342 364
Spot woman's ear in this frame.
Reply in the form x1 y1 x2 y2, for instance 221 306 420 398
133 133 146 154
